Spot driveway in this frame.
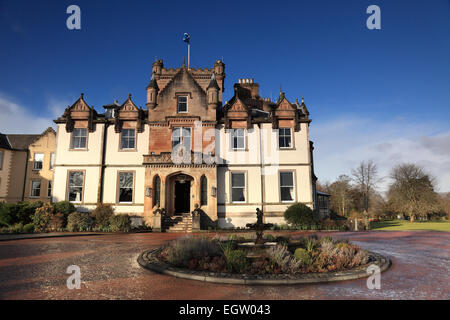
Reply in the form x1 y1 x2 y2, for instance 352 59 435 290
0 231 448 299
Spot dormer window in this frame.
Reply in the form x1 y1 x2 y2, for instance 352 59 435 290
71 128 87 149
177 96 188 113
231 129 245 150
120 129 136 150
279 128 292 149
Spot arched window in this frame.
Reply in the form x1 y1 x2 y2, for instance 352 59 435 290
200 175 207 206
154 175 161 207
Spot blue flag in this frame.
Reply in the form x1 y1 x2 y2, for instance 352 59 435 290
183 33 190 44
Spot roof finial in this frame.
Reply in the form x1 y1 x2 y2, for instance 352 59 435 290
182 56 186 67
128 93 132 99
80 93 84 99
302 96 304 103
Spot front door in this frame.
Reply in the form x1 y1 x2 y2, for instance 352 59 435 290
175 181 190 214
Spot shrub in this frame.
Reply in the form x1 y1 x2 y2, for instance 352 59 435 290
224 249 248 273
283 203 315 227
293 248 313 266
67 212 93 232
23 223 34 233
32 203 54 232
302 236 319 252
49 212 64 231
165 237 222 267
0 202 13 226
11 223 24 234
0 202 43 226
109 214 131 232
53 201 75 226
267 245 301 274
91 204 114 228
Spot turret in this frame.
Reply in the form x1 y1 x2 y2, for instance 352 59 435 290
214 60 225 76
206 73 220 109
152 59 163 80
146 71 159 109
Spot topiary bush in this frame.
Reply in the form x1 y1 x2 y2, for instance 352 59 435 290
32 203 54 232
283 203 315 228
67 212 93 232
23 223 34 233
90 204 114 229
293 248 313 266
109 214 131 232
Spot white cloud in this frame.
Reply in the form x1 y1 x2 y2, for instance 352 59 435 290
311 115 450 193
0 93 54 134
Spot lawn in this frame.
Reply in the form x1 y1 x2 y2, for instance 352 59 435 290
370 219 450 232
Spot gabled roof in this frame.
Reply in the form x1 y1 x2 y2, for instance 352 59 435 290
0 133 12 150
5 134 39 150
3 127 55 150
158 65 207 97
69 93 91 111
119 94 139 111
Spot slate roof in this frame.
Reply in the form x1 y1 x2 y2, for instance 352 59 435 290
5 134 40 150
0 127 55 151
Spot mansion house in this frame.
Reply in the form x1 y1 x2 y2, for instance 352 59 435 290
52 59 320 229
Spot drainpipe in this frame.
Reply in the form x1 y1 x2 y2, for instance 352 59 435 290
97 121 108 203
258 123 265 213
21 149 29 201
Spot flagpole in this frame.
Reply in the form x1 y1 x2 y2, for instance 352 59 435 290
187 43 190 70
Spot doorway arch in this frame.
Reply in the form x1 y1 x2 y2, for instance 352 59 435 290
166 172 194 215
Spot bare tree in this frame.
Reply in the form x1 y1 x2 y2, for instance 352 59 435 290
351 160 380 214
328 175 353 217
388 163 438 221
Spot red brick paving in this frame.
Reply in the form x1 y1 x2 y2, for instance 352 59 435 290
0 231 448 300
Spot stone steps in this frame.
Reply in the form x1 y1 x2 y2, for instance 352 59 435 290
164 214 194 233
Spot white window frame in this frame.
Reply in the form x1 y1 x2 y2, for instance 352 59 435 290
47 180 52 198
280 171 295 203
33 153 44 170
172 127 191 151
67 171 84 203
71 128 87 149
231 172 246 203
278 128 292 149
230 128 245 150
50 153 55 170
177 96 188 113
120 129 136 150
31 180 41 198
118 171 134 204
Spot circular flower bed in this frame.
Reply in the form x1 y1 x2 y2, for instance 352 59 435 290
138 235 391 284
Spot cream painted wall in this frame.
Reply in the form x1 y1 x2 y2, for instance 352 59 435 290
55 123 103 166
216 123 310 166
52 166 100 204
102 166 145 205
104 125 149 165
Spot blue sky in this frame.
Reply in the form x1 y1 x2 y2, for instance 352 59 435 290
1 0 449 191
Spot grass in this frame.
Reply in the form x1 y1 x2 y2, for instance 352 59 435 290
370 219 450 232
